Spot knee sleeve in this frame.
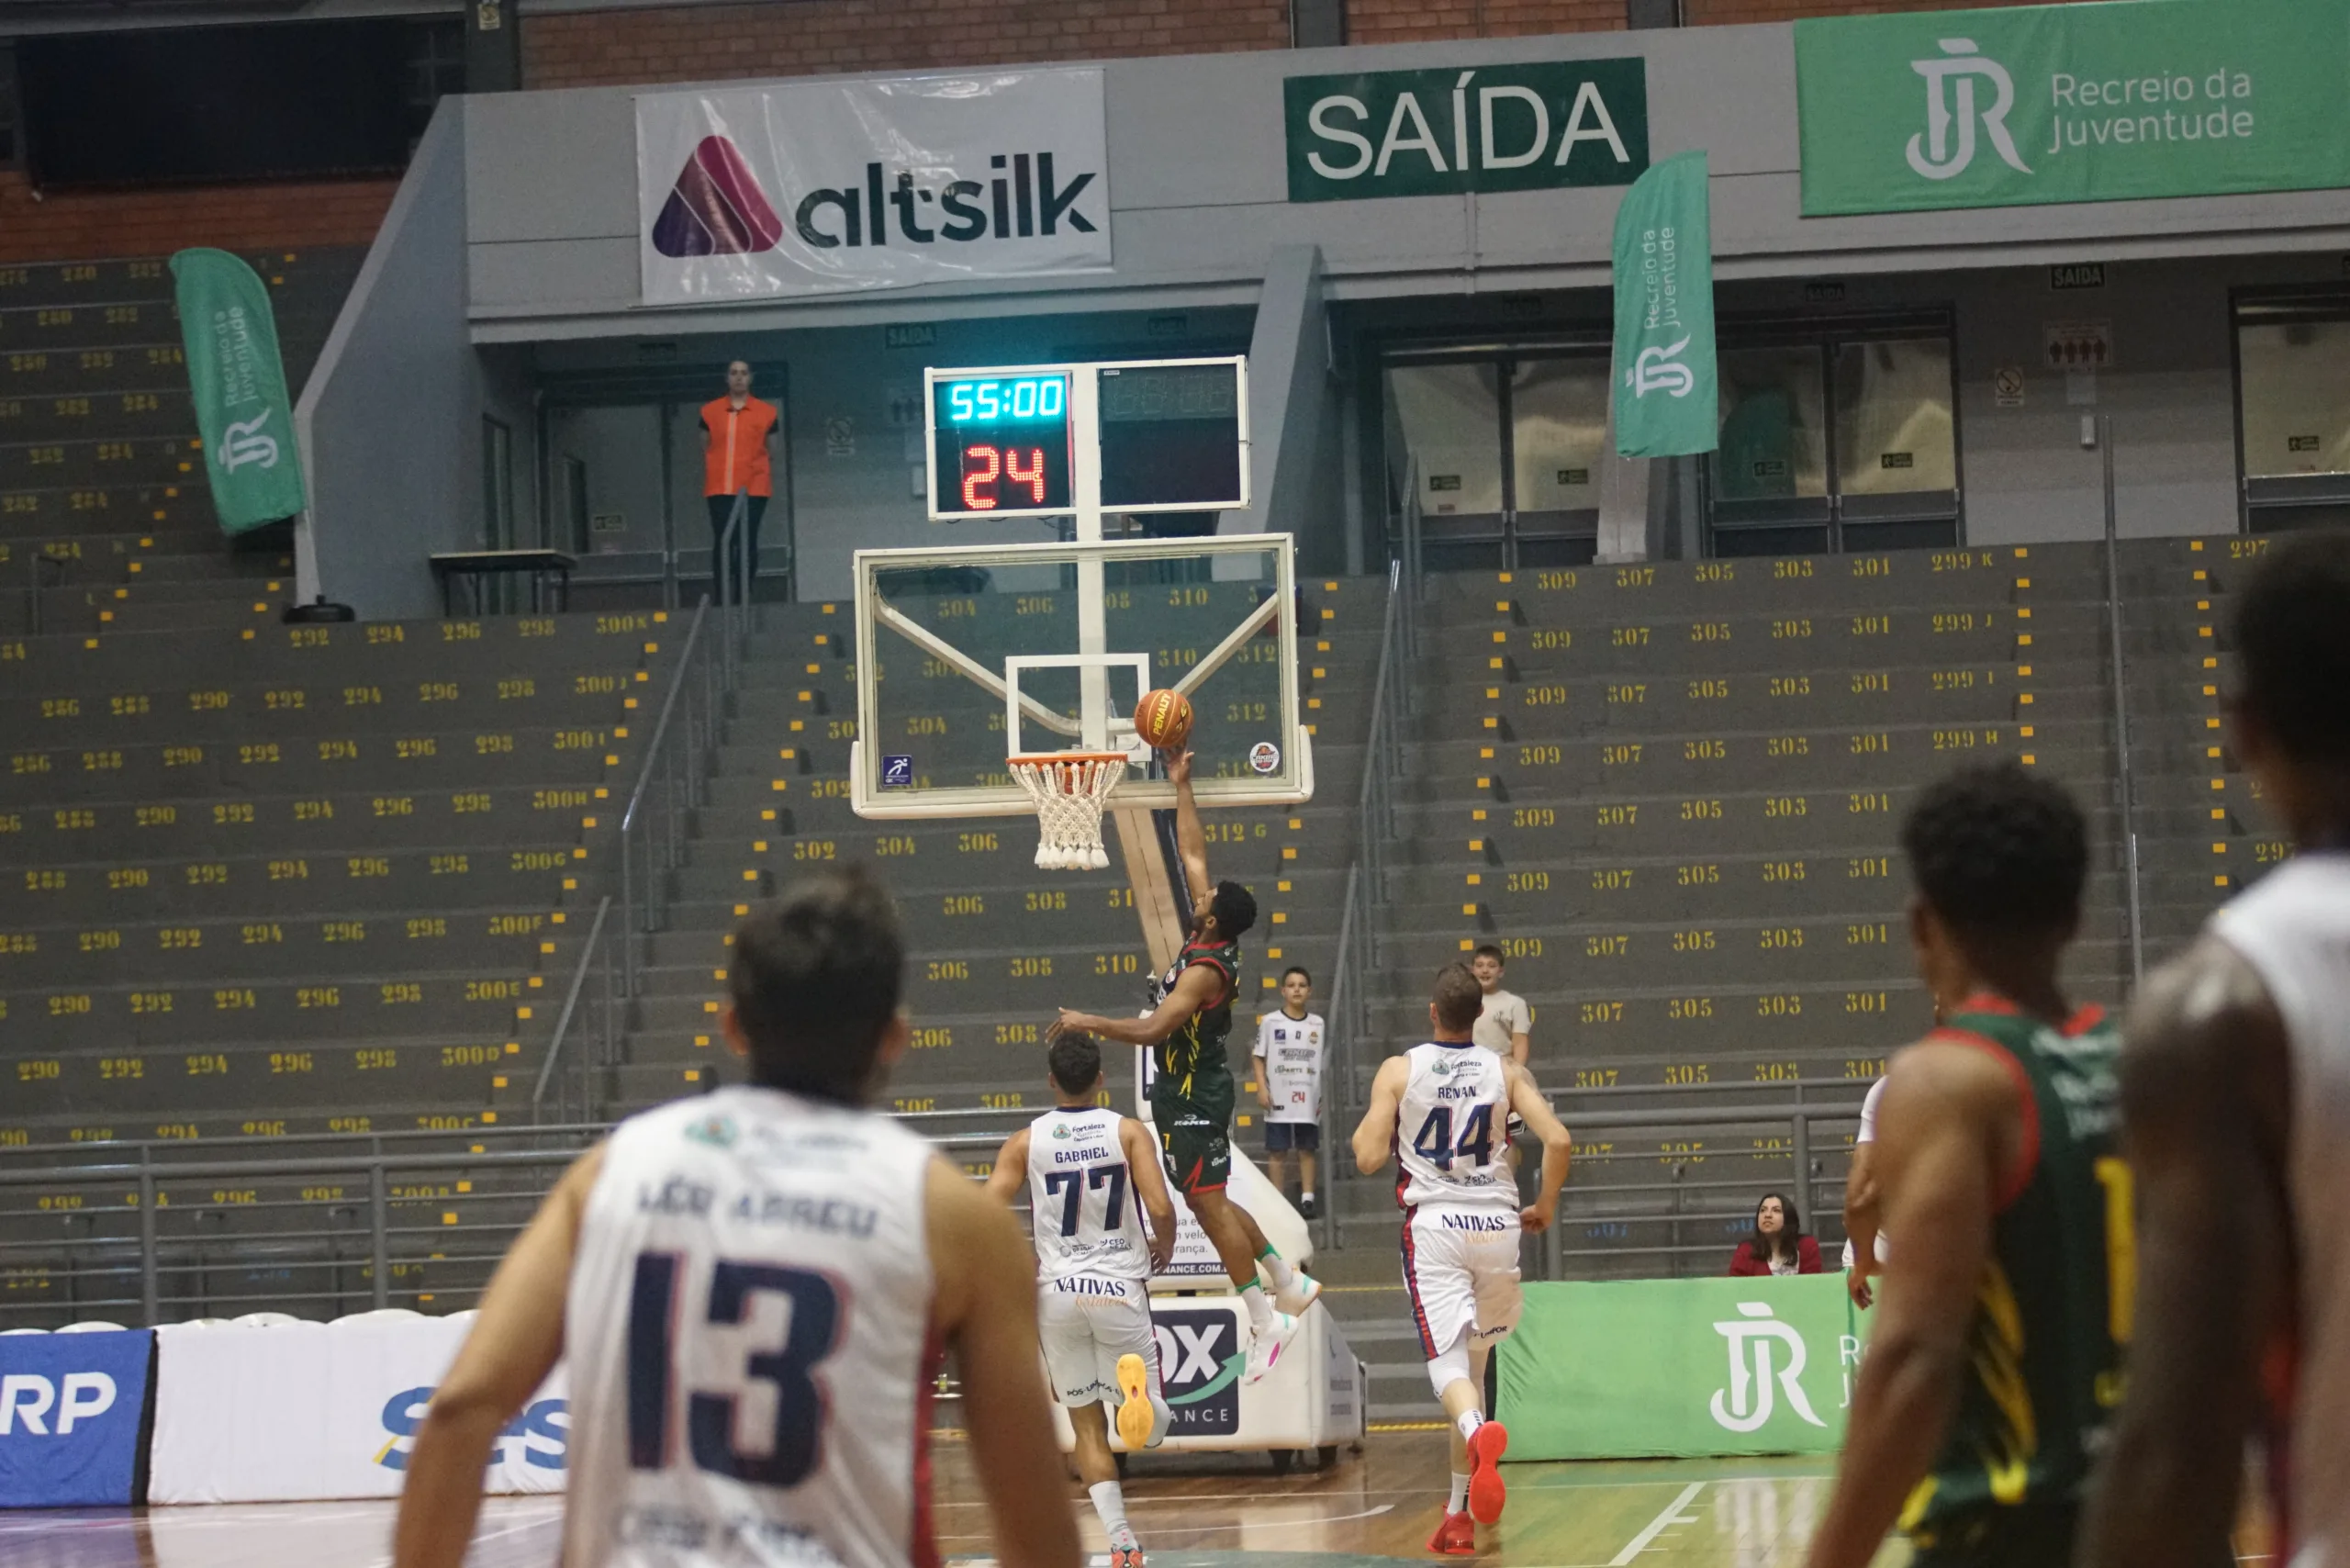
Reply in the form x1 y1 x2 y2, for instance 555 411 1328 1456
1427 1334 1473 1400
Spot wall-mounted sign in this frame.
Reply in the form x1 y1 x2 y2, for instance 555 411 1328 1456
2044 319 2114 371
2289 435 2323 453
1428 475 1463 491
637 69 1111 303
1283 59 1650 203
884 323 937 350
1994 365 2026 408
2050 263 2105 290
1559 467 1591 486
1795 0 2350 216
1880 452 1915 469
1803 280 1848 304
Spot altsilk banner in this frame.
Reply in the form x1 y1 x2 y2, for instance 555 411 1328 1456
637 71 1111 304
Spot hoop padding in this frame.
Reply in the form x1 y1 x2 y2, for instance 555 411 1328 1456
1009 752 1128 870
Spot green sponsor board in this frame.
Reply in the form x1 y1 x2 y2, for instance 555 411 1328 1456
1283 60 1649 203
1498 1274 1863 1459
1612 150 1718 459
170 247 307 534
1796 0 2350 217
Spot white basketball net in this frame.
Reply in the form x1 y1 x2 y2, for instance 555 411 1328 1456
1009 752 1127 870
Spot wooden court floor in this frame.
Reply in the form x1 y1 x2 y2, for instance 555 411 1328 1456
0 1432 2266 1568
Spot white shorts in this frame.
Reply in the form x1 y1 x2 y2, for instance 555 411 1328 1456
1037 1273 1159 1408
1402 1206 1524 1357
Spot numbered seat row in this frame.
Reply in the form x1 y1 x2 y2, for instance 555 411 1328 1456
0 783 613 865
3 1035 532 1126
0 965 544 1048
0 724 625 805
0 845 578 921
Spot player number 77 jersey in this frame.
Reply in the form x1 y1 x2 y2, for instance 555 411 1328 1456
1395 1042 1516 1212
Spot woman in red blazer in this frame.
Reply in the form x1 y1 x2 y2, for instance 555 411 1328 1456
1727 1192 1824 1276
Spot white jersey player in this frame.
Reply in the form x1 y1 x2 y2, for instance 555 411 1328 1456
1352 963 1571 1559
2083 533 2350 1568
987 1034 1176 1568
388 869 1079 1568
1251 966 1326 1215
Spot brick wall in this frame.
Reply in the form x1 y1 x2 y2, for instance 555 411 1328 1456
0 0 2070 267
0 167 397 266
524 0 1292 90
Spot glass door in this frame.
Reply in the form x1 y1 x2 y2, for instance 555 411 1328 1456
1383 349 1608 570
2235 294 2350 533
1707 323 1959 557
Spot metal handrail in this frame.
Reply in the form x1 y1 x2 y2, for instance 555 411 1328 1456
616 592 723 994
533 894 614 1120
2099 417 2146 985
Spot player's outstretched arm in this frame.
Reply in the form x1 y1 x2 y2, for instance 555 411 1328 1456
1506 1063 1572 1232
1349 1057 1407 1176
2078 940 2289 1568
1166 748 1212 910
1058 963 1219 1047
1122 1117 1180 1272
927 1155 1082 1568
982 1128 1032 1206
391 1143 603 1568
1806 1045 2008 1568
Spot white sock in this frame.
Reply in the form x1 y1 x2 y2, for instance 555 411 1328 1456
1300 1190 1315 1203
1256 1247 1295 1291
1448 1472 1472 1516
1456 1409 1483 1444
1241 1280 1274 1330
1089 1480 1134 1548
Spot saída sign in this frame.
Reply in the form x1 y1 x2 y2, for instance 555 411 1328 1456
1284 60 1650 203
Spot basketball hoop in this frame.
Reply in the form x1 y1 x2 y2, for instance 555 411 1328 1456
1008 751 1128 870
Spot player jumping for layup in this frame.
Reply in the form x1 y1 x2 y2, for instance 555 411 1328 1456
1352 963 1572 1556
1054 746 1320 1383
986 1031 1177 1568
389 868 1078 1568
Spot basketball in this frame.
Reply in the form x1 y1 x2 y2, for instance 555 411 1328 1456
1133 688 1193 750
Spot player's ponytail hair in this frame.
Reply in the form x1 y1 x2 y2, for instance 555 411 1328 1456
729 865 904 1104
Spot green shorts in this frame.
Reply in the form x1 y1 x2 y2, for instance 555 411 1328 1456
1909 1505 2081 1568
1152 1076 1235 1195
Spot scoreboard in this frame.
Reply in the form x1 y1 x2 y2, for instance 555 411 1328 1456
925 357 1248 522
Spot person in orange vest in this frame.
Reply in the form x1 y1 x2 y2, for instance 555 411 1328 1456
701 361 780 604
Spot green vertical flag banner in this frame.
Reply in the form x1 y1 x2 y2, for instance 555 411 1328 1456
1498 1274 1867 1461
171 248 306 534
1611 149 1718 459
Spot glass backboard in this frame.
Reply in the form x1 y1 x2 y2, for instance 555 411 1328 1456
850 534 1311 819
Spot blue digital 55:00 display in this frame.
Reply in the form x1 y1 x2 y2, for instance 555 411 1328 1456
933 373 1074 515
943 376 1067 423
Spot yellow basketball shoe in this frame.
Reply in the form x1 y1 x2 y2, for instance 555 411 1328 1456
1114 1353 1158 1450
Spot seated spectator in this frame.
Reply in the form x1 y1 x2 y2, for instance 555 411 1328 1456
1727 1193 1823 1276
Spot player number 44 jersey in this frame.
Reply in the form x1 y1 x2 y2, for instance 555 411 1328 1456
1394 1042 1517 1213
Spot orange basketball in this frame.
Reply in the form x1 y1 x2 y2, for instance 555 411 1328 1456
1133 688 1194 751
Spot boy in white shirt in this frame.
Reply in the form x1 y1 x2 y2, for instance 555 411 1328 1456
1252 966 1327 1219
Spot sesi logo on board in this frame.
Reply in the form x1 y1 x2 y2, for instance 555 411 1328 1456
637 70 1112 304
376 1385 569 1471
1283 60 1650 203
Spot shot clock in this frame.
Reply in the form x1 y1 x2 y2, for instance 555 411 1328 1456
923 357 1248 522
929 373 1075 517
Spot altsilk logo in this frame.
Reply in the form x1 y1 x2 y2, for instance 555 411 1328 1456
220 410 279 472
1708 1302 1826 1434
1907 39 2031 182
654 137 786 259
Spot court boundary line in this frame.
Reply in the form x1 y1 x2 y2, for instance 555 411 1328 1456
1609 1480 1707 1567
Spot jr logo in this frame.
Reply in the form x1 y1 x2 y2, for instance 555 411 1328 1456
1708 1302 1826 1433
220 409 281 472
1626 338 1695 399
1907 38 2031 182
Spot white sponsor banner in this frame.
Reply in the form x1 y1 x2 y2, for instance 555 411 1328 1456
150 1316 567 1503
636 70 1112 305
